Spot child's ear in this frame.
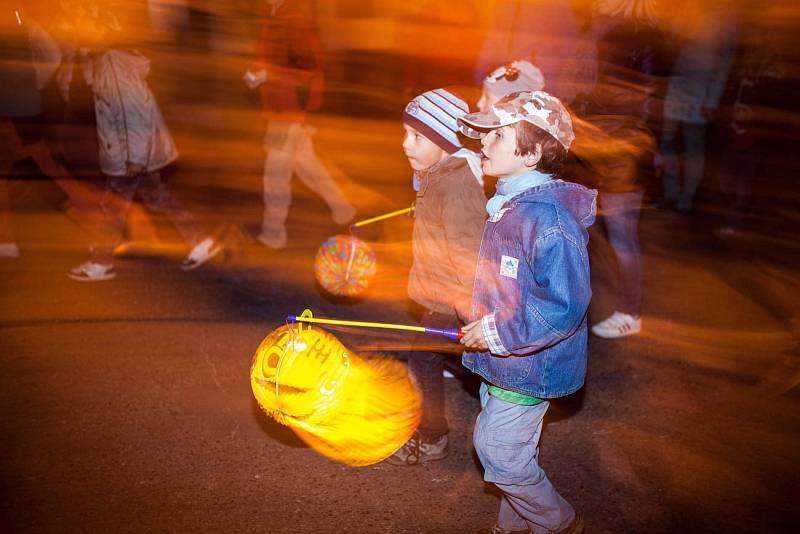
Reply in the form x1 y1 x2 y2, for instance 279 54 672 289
524 143 543 168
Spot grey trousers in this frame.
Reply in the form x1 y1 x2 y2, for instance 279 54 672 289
261 121 352 232
660 117 707 210
474 383 576 534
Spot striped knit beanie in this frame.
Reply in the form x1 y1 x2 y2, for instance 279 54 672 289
402 88 469 154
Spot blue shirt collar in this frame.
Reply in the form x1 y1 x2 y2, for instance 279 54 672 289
487 169 552 217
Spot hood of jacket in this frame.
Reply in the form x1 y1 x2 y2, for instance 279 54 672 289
417 154 467 180
504 179 597 230
100 48 150 79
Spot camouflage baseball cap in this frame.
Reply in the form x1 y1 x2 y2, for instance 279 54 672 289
458 90 575 150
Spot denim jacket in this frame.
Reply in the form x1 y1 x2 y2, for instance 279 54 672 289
462 180 597 398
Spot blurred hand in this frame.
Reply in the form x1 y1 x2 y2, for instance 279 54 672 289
125 162 145 178
243 69 267 89
653 151 663 174
460 319 489 350
55 62 74 103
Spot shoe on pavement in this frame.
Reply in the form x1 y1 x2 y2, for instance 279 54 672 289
475 526 529 534
68 261 116 282
591 311 641 338
257 226 287 250
651 197 676 211
0 242 20 258
180 237 222 271
385 432 448 466
475 513 583 534
554 512 584 534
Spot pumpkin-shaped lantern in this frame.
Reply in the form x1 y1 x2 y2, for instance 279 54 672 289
250 316 421 466
314 235 376 298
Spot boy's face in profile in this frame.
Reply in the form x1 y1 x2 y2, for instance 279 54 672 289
402 125 448 172
480 124 539 179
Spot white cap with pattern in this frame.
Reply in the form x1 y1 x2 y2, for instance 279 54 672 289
459 90 575 150
483 60 545 99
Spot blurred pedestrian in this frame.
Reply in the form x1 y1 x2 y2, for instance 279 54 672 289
55 1 160 249
0 121 19 257
716 28 784 237
397 0 482 101
574 0 665 338
474 0 590 105
476 59 545 113
68 3 221 281
0 2 104 257
244 0 355 250
658 0 739 213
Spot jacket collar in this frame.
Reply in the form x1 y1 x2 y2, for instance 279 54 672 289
487 169 552 217
417 154 464 179
490 180 597 228
416 156 468 196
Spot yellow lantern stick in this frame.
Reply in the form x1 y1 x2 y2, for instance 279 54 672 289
287 309 462 341
349 206 414 234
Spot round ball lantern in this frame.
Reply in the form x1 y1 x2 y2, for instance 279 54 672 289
314 235 376 298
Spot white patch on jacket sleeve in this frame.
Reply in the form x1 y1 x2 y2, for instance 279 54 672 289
499 255 519 279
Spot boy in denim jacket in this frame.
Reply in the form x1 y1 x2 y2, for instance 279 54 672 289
458 91 595 534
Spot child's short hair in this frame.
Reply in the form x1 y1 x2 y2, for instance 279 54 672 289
512 122 568 175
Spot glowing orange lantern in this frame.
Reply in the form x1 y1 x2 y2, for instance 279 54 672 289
250 312 421 466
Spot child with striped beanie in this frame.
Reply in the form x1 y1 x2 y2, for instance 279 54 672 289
385 89 487 466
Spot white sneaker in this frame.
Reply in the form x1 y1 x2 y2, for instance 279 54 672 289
0 243 20 258
180 237 222 271
591 311 641 338
68 261 116 282
257 226 287 250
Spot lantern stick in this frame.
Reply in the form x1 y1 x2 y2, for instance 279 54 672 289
287 312 462 341
349 206 414 233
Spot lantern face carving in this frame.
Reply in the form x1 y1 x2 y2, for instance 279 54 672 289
251 324 421 466
314 235 377 297
251 326 350 421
